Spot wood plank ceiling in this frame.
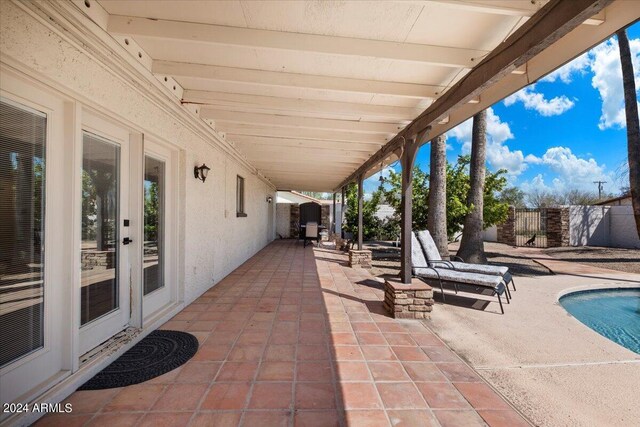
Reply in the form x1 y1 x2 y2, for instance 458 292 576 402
97 0 605 191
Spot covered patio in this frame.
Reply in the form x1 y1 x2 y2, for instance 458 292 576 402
2 0 640 426
40 240 528 427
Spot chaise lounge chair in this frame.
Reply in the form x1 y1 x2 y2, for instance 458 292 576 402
416 230 515 298
411 232 508 314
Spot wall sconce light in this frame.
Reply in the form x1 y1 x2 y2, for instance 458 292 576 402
194 164 210 182
266 196 273 203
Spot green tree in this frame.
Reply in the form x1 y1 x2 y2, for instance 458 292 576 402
381 166 429 230
382 155 509 239
498 187 526 208
344 183 382 240
144 181 159 241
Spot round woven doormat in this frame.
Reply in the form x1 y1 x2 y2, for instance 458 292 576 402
79 330 199 390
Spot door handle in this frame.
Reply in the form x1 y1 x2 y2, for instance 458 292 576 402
122 237 133 245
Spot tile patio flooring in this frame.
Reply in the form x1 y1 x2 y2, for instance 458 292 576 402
39 240 529 427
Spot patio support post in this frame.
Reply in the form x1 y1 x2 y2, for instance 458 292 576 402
399 132 425 283
357 174 364 250
332 192 337 234
341 186 346 238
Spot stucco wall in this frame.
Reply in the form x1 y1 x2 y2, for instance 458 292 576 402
610 206 640 248
0 1 276 305
569 206 610 247
568 205 639 249
482 225 498 242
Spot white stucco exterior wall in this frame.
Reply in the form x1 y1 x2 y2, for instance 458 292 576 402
569 205 610 247
0 1 276 305
482 225 498 242
610 206 640 248
567 205 640 248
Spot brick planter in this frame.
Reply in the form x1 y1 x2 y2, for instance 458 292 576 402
383 277 434 319
348 249 372 268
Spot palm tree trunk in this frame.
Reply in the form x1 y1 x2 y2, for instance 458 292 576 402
617 28 640 238
427 134 449 258
457 110 488 264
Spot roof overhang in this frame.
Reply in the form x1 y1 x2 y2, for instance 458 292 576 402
79 0 639 192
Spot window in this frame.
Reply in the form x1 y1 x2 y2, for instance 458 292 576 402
236 175 246 217
0 98 46 367
143 155 165 295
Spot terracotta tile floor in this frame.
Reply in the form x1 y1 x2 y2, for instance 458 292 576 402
38 240 529 426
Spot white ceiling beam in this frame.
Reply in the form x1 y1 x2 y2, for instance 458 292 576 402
250 158 369 169
254 164 358 175
201 107 400 134
109 15 487 68
153 61 443 99
239 149 370 163
183 90 421 122
219 123 390 144
428 1 604 24
428 0 547 16
229 135 382 153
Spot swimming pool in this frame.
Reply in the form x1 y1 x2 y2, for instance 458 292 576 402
559 288 640 355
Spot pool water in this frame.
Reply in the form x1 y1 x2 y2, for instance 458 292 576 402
560 288 640 355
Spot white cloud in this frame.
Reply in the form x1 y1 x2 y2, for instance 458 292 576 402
523 146 614 192
503 85 575 116
527 35 640 130
519 173 551 194
447 108 528 176
590 37 640 130
379 166 394 180
540 51 590 83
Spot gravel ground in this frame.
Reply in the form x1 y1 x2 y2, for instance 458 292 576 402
366 241 552 278
544 246 640 274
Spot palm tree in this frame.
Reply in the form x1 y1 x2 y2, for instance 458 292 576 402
427 134 449 258
617 28 640 238
457 110 488 264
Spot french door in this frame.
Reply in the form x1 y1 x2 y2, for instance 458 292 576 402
142 142 175 317
78 114 131 355
0 76 68 409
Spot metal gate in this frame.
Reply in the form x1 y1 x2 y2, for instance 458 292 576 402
514 208 548 247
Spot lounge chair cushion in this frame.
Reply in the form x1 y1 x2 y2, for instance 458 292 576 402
449 261 509 276
416 230 442 261
411 232 429 273
417 230 509 277
413 266 504 288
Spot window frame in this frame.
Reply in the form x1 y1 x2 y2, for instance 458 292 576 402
236 175 247 217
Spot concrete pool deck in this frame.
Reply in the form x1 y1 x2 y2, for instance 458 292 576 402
425 248 640 427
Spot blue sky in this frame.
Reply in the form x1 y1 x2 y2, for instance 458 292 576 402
365 21 640 198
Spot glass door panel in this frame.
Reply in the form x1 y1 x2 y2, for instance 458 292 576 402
143 156 164 295
0 99 46 367
80 132 120 325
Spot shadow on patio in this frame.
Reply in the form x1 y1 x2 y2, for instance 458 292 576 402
38 240 529 427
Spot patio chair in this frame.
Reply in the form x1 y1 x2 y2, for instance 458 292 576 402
304 222 319 247
416 230 515 297
411 232 508 314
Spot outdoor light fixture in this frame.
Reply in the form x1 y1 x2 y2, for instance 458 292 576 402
194 164 210 182
378 159 385 187
266 196 273 203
